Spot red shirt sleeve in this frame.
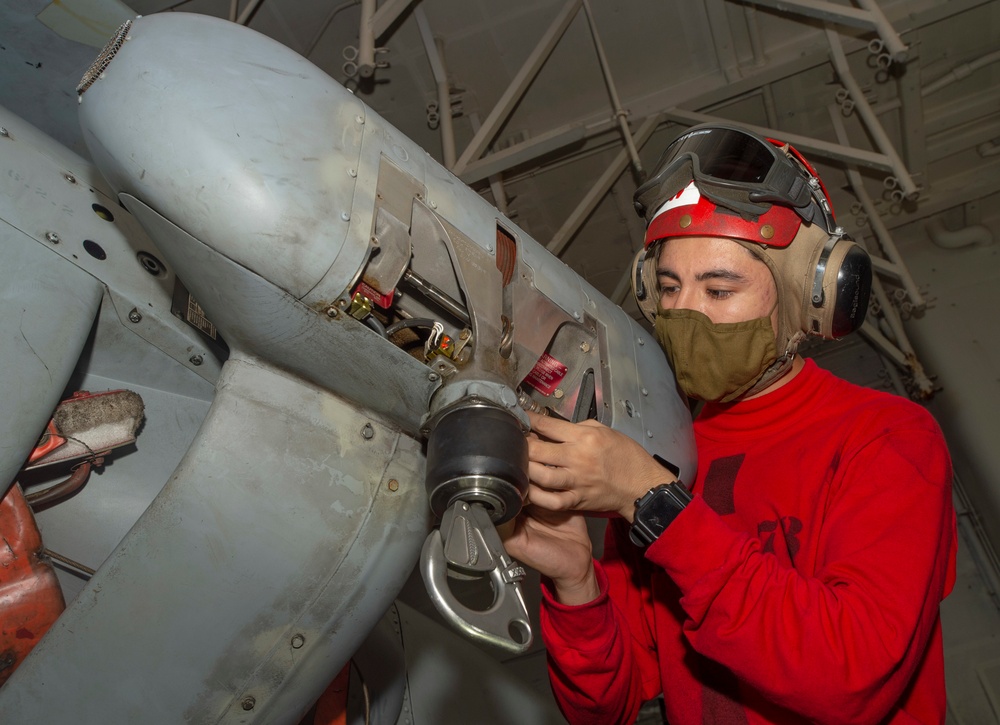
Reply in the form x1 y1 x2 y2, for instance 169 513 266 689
540 532 665 725
650 423 956 724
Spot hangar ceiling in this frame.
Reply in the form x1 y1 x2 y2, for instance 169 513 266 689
7 0 1000 329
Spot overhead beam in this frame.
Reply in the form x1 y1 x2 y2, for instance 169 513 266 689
453 0 584 175
662 108 894 171
547 114 662 257
746 0 908 60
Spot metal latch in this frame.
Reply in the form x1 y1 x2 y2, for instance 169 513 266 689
420 500 532 654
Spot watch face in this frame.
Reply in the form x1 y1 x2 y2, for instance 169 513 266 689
632 483 690 546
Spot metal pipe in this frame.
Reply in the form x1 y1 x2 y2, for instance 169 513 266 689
582 0 643 179
469 112 510 214
547 114 662 257
453 0 583 174
923 49 1000 96
854 0 908 61
436 38 457 169
414 7 456 168
235 0 265 26
401 269 471 325
926 219 994 249
828 108 926 309
357 0 377 78
825 27 919 200
43 548 96 578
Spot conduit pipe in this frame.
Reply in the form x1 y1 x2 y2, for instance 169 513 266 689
826 27 919 201
414 7 456 169
923 49 1000 97
829 109 925 310
582 0 644 180
926 219 994 249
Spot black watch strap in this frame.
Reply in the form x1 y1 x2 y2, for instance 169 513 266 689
629 481 692 547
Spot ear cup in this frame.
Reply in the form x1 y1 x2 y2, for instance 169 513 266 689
806 236 872 339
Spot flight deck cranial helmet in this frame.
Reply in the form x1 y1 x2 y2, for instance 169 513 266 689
630 123 872 394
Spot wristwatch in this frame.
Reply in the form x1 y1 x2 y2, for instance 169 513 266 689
629 480 692 547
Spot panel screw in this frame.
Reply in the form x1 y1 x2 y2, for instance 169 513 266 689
428 372 439 382
128 308 142 323
291 634 305 649
361 423 374 440
579 342 591 353
388 479 399 492
325 306 339 318
45 232 60 244
189 354 203 366
241 696 255 711
64 173 77 184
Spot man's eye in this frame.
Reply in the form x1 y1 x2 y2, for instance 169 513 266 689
708 289 734 300
659 285 679 297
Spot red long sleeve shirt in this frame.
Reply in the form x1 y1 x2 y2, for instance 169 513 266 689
541 360 956 725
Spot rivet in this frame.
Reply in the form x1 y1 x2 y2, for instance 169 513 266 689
0 128 8 137
361 423 374 440
679 214 692 229
760 224 775 240
241 696 256 711
388 479 399 492
45 232 60 244
646 430 654 438
128 309 142 323
641 387 648 396
325 306 339 318
428 372 439 382
637 337 645 346
348 168 357 178
291 634 305 649
340 211 351 221
553 389 565 399
64 173 77 184
189 355 203 366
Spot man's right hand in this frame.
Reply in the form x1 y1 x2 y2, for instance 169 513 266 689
500 507 600 606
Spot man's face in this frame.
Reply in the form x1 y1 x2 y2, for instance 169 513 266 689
656 236 778 332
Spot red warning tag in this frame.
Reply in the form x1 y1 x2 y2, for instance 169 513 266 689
354 281 395 309
524 353 568 396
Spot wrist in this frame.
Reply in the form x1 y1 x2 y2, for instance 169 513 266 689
551 566 600 606
619 456 679 522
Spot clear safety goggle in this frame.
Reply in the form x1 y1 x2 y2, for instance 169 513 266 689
634 124 837 234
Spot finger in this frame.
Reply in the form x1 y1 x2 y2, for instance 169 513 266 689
527 437 573 468
523 484 579 511
527 460 573 490
526 410 579 442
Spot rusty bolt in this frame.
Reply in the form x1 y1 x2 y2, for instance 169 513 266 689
388 479 399 492
241 696 255 711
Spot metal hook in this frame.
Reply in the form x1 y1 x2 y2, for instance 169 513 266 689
420 500 533 654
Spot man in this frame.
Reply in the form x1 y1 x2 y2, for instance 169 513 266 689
503 124 957 724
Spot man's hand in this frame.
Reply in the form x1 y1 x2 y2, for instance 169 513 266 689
499 507 600 605
525 411 675 521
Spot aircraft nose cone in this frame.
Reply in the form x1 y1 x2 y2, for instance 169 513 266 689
78 12 367 299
